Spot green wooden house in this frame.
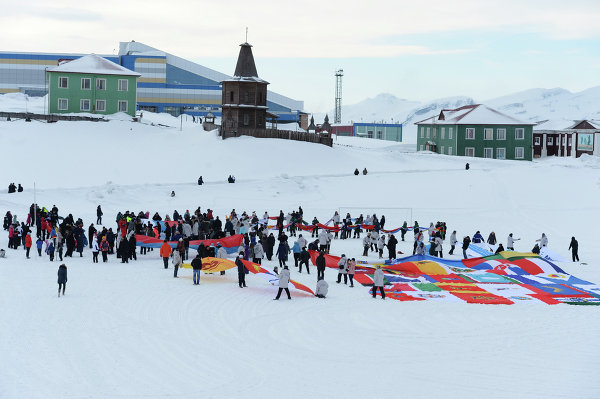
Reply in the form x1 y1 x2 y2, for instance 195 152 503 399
415 104 535 161
46 54 140 117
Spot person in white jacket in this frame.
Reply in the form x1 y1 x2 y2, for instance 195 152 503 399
449 231 457 255
337 254 348 284
253 241 264 264
362 233 371 256
274 266 291 300
372 265 385 299
536 233 548 248
507 233 520 251
172 251 182 278
434 233 444 258
318 230 328 252
370 230 379 252
315 277 328 298
297 234 307 249
377 235 386 258
91 236 99 263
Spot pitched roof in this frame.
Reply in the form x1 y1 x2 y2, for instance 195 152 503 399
415 104 533 125
222 42 268 84
47 54 141 77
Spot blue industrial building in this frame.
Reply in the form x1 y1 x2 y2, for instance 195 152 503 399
0 41 303 123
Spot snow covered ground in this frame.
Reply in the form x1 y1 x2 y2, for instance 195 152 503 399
0 109 599 398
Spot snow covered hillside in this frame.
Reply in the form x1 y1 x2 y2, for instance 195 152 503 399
0 105 599 398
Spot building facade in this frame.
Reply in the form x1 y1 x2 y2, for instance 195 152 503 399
318 122 403 142
533 119 600 158
47 55 140 117
416 104 534 161
0 41 303 123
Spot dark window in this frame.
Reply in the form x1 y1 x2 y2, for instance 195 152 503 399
230 91 234 102
258 91 262 103
243 114 249 126
244 92 249 102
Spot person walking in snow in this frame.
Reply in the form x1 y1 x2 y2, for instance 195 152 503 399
191 253 202 283
377 234 386 258
347 258 356 287
434 232 444 258
462 236 471 259
36 236 44 257
413 230 423 255
363 233 371 256
172 250 182 278
337 254 348 284
274 265 291 300
91 236 99 263
160 239 172 269
57 264 67 297
449 231 457 255
372 265 385 299
569 237 579 262
24 232 32 258
96 205 103 225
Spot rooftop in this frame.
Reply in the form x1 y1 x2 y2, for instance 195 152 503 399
47 54 141 77
415 104 533 126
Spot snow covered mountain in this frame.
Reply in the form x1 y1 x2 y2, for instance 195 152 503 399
314 86 600 144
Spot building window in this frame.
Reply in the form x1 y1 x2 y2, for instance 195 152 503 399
496 148 506 159
118 79 128 91
96 79 106 90
484 128 493 140
440 146 445 154
562 136 566 145
484 148 493 158
497 128 506 140
568 137 573 146
243 114 249 126
448 147 452 155
465 147 475 157
58 77 68 88
368 130 373 138
377 131 383 139
229 91 234 102
466 128 475 139
80 99 90 111
548 137 554 145
441 127 445 139
515 147 524 159
258 92 262 103
433 128 437 139
96 100 106 112
58 98 68 110
419 145 424 151
534 136 541 145
426 127 430 138
449 127 453 139
81 78 91 90
515 128 525 139
118 100 128 113
420 127 424 138
244 92 249 102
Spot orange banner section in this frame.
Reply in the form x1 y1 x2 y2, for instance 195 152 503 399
182 257 236 272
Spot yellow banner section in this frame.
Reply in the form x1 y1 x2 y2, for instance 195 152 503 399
182 257 236 273
498 251 537 258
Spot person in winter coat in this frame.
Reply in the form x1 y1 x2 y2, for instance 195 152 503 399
253 241 264 264
536 233 548 248
462 236 471 259
276 242 288 273
235 252 247 288
494 244 505 254
197 176 204 185
96 205 103 225
315 278 328 298
363 233 371 256
434 233 443 258
118 236 129 263
354 168 359 176
36 236 44 256
416 242 426 255
88 224 96 248
190 253 202 284
413 230 423 255
316 251 326 280
57 264 67 297
160 239 172 269
377 234 386 258
569 237 579 262
362 168 368 175
274 266 291 300
92 237 99 263
128 234 137 261
298 247 310 273
291 240 301 267
472 231 484 244
400 221 408 241
347 258 356 287
100 237 109 262
25 232 32 258
507 233 520 251
337 254 348 284
172 251 182 278
372 265 385 299
449 231 457 255
487 232 497 246
532 243 540 254
265 233 275 261
46 239 55 261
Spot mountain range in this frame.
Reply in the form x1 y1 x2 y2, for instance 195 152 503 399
313 86 600 143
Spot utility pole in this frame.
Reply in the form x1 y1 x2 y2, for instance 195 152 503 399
334 69 343 124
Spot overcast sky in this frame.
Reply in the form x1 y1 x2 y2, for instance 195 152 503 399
2 0 599 113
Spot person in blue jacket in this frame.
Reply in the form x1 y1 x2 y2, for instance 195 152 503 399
291 240 301 268
472 231 484 244
36 236 44 256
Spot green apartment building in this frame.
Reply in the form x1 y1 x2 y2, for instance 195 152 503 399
415 104 534 161
47 54 140 117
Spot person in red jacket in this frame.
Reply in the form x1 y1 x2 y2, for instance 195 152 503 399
118 218 127 238
24 232 32 258
160 239 172 269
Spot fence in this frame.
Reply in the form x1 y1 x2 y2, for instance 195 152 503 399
220 127 333 147
0 112 108 123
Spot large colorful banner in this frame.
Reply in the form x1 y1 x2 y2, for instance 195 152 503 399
135 234 243 254
182 257 236 273
310 250 600 305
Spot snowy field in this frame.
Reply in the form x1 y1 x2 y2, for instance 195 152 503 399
0 108 599 398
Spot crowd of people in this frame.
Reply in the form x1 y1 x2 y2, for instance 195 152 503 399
3 202 582 300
